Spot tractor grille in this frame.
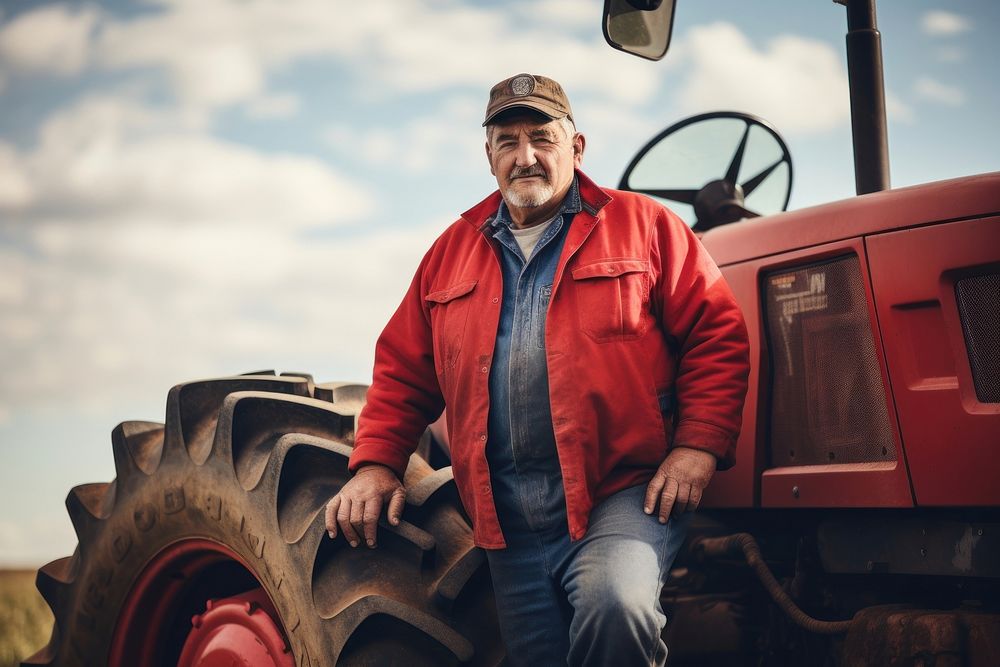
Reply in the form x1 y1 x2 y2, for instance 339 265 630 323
955 273 1000 403
763 255 896 466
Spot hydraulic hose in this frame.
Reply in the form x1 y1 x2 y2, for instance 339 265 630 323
693 533 854 635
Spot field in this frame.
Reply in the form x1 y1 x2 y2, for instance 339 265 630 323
0 570 52 667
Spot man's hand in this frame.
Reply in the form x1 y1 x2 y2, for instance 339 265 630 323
325 464 406 549
644 447 717 523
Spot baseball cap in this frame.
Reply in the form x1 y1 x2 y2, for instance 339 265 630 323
482 73 573 126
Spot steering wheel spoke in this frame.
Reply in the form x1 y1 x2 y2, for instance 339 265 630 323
741 156 788 196
724 122 751 185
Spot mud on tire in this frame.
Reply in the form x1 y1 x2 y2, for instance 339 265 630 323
25 373 503 666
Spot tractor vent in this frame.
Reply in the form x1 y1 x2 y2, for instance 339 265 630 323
955 272 1000 403
763 255 896 467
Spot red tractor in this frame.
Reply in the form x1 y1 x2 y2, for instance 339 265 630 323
28 1 1000 665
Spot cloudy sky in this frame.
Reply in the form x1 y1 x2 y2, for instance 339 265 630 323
1 0 997 567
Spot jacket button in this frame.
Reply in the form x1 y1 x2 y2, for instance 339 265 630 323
481 366 488 373
606 266 615 273
480 434 487 441
483 484 491 493
492 297 499 303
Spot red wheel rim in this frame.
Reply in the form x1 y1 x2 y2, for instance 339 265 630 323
109 539 294 667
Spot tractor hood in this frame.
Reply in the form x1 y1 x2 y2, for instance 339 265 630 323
700 172 1000 267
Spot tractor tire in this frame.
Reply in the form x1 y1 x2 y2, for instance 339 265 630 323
25 373 503 667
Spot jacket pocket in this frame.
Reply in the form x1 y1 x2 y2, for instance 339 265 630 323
570 259 649 342
425 280 478 371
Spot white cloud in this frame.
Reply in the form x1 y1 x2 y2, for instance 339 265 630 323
935 47 964 63
513 0 599 29
99 14 264 109
921 11 972 36
886 92 915 124
0 142 35 209
673 23 913 135
6 94 372 229
324 126 396 167
371 28 658 107
0 0 657 115
914 77 965 106
1 215 443 417
246 92 301 119
676 23 849 134
0 252 26 306
0 5 101 75
0 92 438 420
323 94 485 174
0 1 401 111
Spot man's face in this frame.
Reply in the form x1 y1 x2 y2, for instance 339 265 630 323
485 112 584 211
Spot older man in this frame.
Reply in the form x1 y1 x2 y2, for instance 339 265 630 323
326 73 750 665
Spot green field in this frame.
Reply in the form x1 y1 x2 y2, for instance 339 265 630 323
0 570 52 667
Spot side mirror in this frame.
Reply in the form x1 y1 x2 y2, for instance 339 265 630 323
602 0 676 61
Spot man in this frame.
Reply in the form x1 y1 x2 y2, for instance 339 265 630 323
326 73 750 665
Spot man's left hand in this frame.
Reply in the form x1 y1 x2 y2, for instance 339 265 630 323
644 447 717 523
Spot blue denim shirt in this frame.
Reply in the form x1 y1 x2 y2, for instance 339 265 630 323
486 178 582 536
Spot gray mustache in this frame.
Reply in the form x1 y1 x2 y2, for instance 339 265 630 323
510 166 547 179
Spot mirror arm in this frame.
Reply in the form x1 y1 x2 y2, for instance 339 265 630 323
839 0 890 194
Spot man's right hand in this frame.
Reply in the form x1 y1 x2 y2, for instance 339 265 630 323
325 464 406 549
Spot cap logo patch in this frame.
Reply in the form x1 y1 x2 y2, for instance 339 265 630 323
510 75 535 96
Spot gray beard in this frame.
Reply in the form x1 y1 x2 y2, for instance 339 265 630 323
503 181 555 208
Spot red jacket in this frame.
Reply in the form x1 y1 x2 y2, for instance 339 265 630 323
350 170 750 548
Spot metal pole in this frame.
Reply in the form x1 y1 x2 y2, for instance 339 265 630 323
842 0 890 194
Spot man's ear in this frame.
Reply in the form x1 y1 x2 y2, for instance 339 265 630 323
485 140 495 176
572 133 586 167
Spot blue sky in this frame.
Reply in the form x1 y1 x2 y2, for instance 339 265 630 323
1 0 997 567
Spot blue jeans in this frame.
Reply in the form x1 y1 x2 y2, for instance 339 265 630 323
485 485 690 666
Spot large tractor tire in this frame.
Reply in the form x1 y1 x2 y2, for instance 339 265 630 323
25 373 503 667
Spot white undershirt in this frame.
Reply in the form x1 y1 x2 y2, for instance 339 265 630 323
509 214 558 259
